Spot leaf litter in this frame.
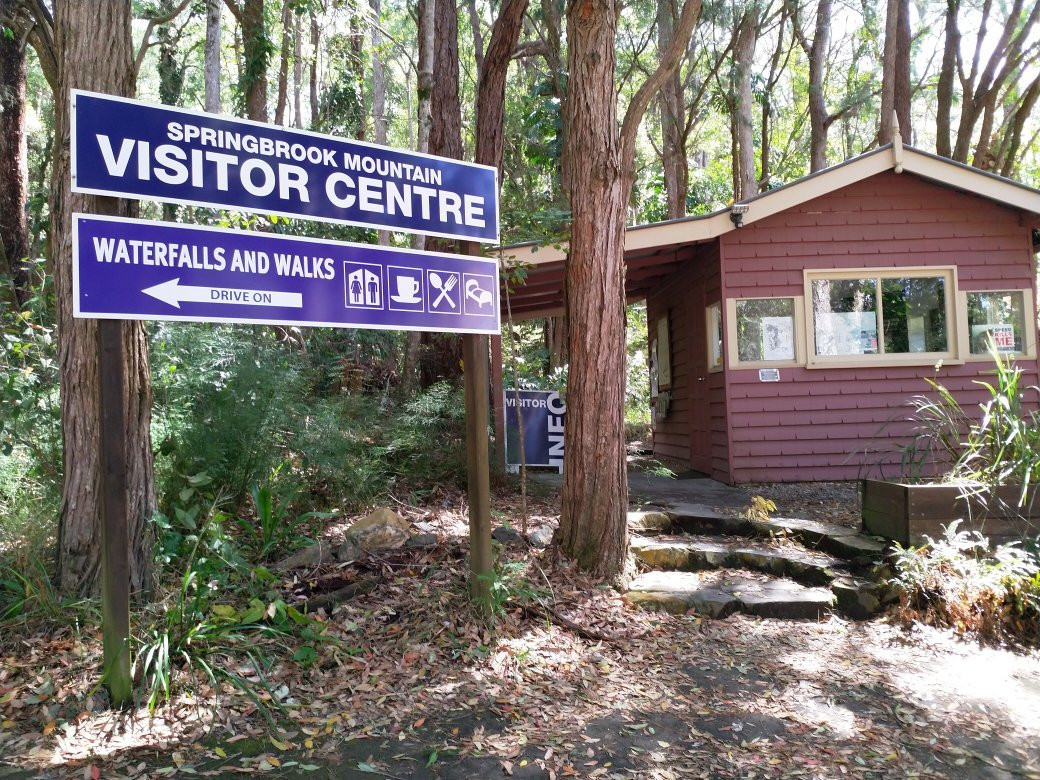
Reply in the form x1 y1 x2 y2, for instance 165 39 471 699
1 486 1039 778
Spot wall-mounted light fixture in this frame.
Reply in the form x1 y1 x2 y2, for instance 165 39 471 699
730 203 750 228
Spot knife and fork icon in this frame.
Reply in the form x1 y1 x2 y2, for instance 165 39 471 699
429 272 458 308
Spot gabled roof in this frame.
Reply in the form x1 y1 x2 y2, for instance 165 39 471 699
499 144 1040 269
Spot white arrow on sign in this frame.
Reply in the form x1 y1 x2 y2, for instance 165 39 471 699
142 278 303 309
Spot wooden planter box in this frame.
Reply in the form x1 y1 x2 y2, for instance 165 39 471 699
861 479 1040 546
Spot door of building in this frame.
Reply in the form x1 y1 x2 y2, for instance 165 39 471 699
688 280 713 475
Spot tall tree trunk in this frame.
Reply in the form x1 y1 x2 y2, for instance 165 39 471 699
893 0 911 141
231 0 268 121
879 0 897 143
274 0 291 124
559 0 629 578
157 0 184 222
465 0 485 77
559 0 700 580
806 0 831 171
544 317 567 374
308 10 319 128
52 0 155 598
935 0 958 157
204 0 222 113
292 11 302 126
657 0 686 218
0 0 30 307
349 10 365 140
732 6 758 199
370 0 389 244
418 0 464 388
402 0 436 395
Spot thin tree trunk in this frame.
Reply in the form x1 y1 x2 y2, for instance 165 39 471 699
893 0 911 141
0 0 30 307
732 6 758 199
370 0 389 244
402 0 435 395
349 10 365 140
466 0 485 76
935 0 958 157
274 0 292 124
204 0 222 113
292 11 302 126
657 0 686 218
806 0 831 171
879 0 897 143
308 10 319 127
52 0 155 598
998 74 1040 176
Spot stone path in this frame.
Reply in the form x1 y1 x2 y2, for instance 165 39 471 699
625 505 889 620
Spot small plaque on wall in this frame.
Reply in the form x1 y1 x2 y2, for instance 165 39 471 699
758 368 780 382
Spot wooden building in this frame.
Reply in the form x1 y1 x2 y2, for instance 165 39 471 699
499 144 1040 483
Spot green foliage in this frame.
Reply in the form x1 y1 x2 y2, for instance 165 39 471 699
891 521 1040 643
904 347 1040 505
475 558 546 622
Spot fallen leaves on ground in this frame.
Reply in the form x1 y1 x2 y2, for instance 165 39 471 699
1 486 1039 778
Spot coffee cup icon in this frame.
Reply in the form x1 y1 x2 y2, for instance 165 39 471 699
392 274 421 303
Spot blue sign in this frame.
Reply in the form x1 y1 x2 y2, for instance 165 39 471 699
71 90 499 243
505 389 566 470
72 214 501 335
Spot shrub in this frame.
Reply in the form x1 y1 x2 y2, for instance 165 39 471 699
891 521 1040 643
904 346 1040 506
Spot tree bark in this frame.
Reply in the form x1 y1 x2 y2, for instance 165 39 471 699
349 9 365 140
805 0 831 171
732 5 758 199
418 0 464 387
879 0 898 144
204 0 222 113
935 0 958 157
274 0 292 124
558 0 701 580
309 10 319 128
52 0 155 598
0 0 30 307
657 0 686 218
402 0 436 395
292 10 302 126
893 0 911 141
227 0 268 121
558 0 629 579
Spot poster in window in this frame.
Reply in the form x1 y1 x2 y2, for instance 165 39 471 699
815 311 878 356
760 316 795 361
657 316 671 388
972 323 1016 352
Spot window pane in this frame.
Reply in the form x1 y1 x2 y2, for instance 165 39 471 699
812 278 878 356
967 291 1026 353
736 298 795 362
708 303 723 368
881 276 948 353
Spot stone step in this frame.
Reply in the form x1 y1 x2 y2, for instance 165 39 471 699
631 534 843 586
626 570 836 620
663 502 888 564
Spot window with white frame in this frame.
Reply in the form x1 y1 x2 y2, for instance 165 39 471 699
966 291 1027 355
733 298 798 363
805 268 956 364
